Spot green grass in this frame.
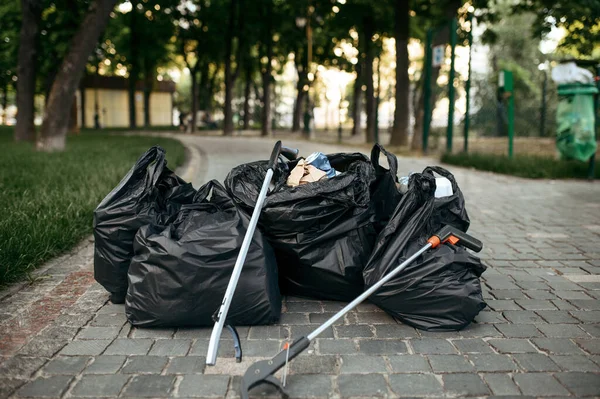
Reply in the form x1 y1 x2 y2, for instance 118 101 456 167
441 152 599 179
0 127 186 285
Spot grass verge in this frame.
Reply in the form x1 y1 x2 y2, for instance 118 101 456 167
441 151 599 179
0 127 186 286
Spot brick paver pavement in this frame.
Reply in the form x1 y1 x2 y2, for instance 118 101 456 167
1 134 599 398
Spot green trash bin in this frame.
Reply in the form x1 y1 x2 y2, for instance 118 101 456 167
556 83 598 162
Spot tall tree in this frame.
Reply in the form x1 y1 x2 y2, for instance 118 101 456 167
15 0 42 142
223 0 245 135
0 1 19 125
391 0 410 146
258 0 274 137
38 0 117 151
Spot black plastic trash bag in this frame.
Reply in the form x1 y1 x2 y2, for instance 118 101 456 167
93 146 195 304
370 144 402 233
423 166 470 233
226 153 376 302
125 180 281 327
363 171 486 331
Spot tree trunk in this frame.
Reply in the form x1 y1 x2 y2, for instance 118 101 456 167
38 0 117 151
242 65 251 130
15 0 42 142
1 83 8 125
128 1 139 129
391 0 410 146
363 18 376 143
223 0 238 135
190 70 198 133
143 68 153 128
292 85 304 133
351 59 362 136
260 3 273 137
68 94 79 134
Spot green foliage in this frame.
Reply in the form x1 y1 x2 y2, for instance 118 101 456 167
0 127 185 285
0 0 20 88
441 151 599 179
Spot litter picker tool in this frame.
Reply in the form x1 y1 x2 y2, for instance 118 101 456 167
206 141 299 366
239 225 483 398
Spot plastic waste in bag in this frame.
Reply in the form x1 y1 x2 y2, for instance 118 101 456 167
370 144 403 233
226 152 376 302
551 62 594 85
93 146 196 304
556 84 598 162
125 180 281 327
423 166 470 234
287 159 328 187
363 169 486 331
305 152 337 178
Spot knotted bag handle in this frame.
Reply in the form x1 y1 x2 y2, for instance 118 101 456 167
422 166 459 194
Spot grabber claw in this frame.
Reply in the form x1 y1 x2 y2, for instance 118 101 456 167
427 225 483 252
226 325 243 363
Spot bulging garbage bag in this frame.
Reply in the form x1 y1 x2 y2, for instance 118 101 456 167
93 146 196 304
363 170 486 331
423 166 470 233
370 144 402 233
226 153 376 302
125 180 281 327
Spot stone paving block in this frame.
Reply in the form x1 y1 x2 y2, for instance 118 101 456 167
536 310 580 324
17 339 66 358
551 299 578 311
513 373 570 396
70 374 128 397
103 338 153 355
334 325 374 338
290 354 339 374
0 378 25 398
38 326 80 340
317 339 357 355
321 301 347 312
177 375 229 397
532 338 585 354
130 328 175 339
240 340 283 357
84 356 126 374
148 339 191 356
469 354 519 372
16 376 72 398
486 300 521 311
579 323 600 337
355 311 396 324
495 324 542 338
289 324 333 339
358 339 407 355
571 310 600 323
248 325 289 340
442 373 491 396
42 356 89 374
121 355 168 374
490 289 526 299
522 290 557 300
575 339 600 354
452 338 495 353
338 374 388 397
550 355 600 372
97 303 125 314
59 339 112 356
76 326 120 340
502 310 545 324
515 299 557 310
410 339 456 354
122 375 174 397
555 371 600 396
489 339 538 353
164 356 206 374
340 355 386 374
90 313 127 327
513 353 561 371
309 312 346 325
283 375 333 398
189 339 235 357
482 373 521 396
486 278 520 290
373 324 418 339
474 311 507 323
287 301 323 313
537 324 588 338
388 374 444 397
387 355 431 373
428 355 474 373
278 312 310 325
554 290 593 300
459 323 503 338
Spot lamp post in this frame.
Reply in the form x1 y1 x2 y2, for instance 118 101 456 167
296 3 313 137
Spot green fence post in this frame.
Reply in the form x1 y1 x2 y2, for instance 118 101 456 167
422 29 433 154
503 70 515 158
463 13 473 153
446 17 457 153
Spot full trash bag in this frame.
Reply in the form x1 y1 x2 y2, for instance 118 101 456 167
93 146 196 304
125 180 281 327
370 144 402 233
423 166 470 233
556 84 598 162
226 153 376 302
363 170 486 331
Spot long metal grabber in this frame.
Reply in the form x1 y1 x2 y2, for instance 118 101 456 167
240 225 483 398
206 141 299 367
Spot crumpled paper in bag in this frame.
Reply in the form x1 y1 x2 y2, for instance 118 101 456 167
287 159 328 187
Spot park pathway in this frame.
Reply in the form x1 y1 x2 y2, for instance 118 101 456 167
1 134 600 398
